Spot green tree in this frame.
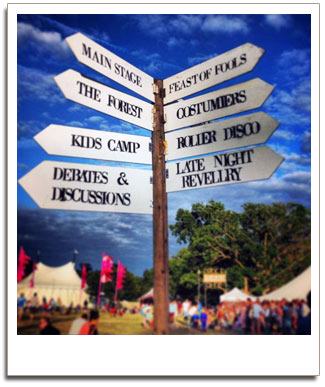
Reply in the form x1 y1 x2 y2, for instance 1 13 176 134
169 200 311 297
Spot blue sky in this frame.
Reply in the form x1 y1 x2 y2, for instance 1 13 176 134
17 14 311 276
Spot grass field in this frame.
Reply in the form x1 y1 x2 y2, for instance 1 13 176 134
17 312 242 335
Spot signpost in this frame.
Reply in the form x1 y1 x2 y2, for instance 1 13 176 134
166 145 283 193
66 33 155 102
164 43 264 104
18 161 153 214
34 124 152 165
164 78 274 132
54 69 153 131
165 112 279 161
19 35 283 335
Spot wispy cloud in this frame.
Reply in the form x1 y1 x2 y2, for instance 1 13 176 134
18 119 43 138
202 15 249 34
265 79 311 126
131 49 180 76
131 14 250 40
188 52 219 66
18 22 71 60
18 65 65 106
272 129 298 141
277 48 311 77
264 15 292 30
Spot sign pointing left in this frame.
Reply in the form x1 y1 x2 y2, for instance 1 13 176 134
18 161 153 215
34 124 152 165
66 33 155 102
54 69 153 131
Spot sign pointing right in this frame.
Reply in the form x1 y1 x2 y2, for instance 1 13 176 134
165 112 279 161
164 78 274 132
166 145 283 193
164 42 265 104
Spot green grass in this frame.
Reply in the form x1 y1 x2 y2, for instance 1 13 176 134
17 312 243 335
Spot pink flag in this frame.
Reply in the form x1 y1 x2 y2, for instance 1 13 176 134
81 264 87 289
100 254 114 283
17 247 31 283
116 261 126 290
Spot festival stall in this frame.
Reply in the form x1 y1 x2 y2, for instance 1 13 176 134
220 287 256 302
138 288 154 303
17 261 89 306
262 266 311 301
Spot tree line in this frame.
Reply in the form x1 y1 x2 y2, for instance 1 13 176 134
83 201 310 302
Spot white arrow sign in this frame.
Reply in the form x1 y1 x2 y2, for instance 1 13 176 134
54 69 153 131
66 33 155 102
164 43 265 104
166 146 283 193
165 112 279 161
164 78 274 132
34 124 152 165
19 161 153 214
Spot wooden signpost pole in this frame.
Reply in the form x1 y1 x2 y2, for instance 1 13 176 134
152 79 169 334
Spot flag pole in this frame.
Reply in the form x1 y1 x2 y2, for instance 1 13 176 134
29 260 36 299
97 279 102 308
114 261 120 302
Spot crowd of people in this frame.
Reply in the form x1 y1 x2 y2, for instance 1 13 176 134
172 293 311 335
18 291 311 335
17 292 91 323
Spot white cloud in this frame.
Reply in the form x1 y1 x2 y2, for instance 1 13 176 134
18 65 65 105
68 105 82 113
277 48 310 77
18 119 46 138
264 15 291 30
283 153 311 167
188 52 219 66
87 116 105 123
17 22 71 59
272 130 298 141
131 15 167 37
282 171 311 185
167 37 185 48
170 15 203 34
202 15 249 34
132 14 249 41
265 79 311 125
67 121 84 127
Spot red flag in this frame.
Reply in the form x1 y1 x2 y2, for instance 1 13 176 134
17 247 31 283
29 262 38 288
116 261 126 290
100 254 114 283
81 264 87 289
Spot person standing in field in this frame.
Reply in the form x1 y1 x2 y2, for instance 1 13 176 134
68 313 88 334
79 310 99 335
182 299 191 321
17 293 26 324
29 292 39 321
39 317 60 335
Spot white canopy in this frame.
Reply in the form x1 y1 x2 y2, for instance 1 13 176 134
17 261 89 306
138 288 153 301
262 266 311 301
220 287 255 302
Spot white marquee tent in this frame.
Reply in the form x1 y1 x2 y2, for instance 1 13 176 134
138 288 154 302
17 261 89 306
262 266 311 301
220 287 256 302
